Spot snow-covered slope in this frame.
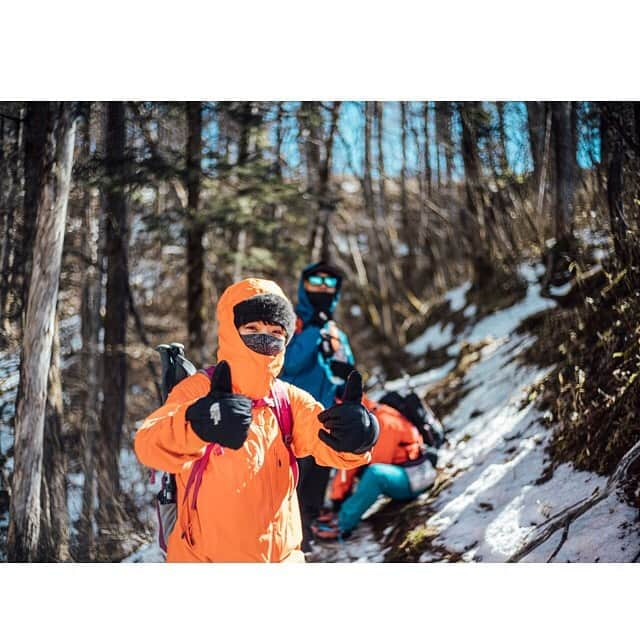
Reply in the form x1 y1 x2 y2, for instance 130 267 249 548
312 262 640 562
2 255 638 562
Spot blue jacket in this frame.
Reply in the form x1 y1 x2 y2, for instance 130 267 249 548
280 268 355 409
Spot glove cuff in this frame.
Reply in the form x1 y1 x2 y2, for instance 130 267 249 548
352 410 380 454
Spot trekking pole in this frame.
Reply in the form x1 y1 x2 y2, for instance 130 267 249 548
155 344 173 403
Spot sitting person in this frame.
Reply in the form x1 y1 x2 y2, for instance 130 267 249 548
134 278 379 562
311 394 438 541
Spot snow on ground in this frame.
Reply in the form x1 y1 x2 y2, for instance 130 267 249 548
0 348 20 561
313 261 640 563
0 349 20 474
405 320 454 356
2 249 639 563
422 340 639 562
445 281 472 313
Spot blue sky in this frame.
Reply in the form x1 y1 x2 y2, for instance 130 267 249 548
205 101 599 179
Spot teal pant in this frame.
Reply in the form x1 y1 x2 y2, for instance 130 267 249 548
338 463 417 533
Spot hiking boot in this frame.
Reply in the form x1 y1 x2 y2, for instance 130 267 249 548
311 520 352 542
316 508 337 524
311 521 341 541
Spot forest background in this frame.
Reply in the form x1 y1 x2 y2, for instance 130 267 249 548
1 100 639 562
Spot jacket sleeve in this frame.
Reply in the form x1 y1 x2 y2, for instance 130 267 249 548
338 328 355 365
134 372 212 474
286 383 371 469
281 326 322 377
330 467 360 501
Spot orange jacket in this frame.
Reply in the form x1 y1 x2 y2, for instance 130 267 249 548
134 278 370 562
330 395 423 502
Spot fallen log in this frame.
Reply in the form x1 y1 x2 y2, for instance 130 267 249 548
508 438 640 562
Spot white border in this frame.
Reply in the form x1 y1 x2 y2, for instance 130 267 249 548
2 1 639 99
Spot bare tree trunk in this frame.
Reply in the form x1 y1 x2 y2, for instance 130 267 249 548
0 115 22 333
459 102 493 285
273 102 285 180
363 102 375 219
551 101 575 245
17 103 50 327
97 101 129 560
496 101 509 174
7 103 77 561
374 101 397 249
185 102 205 364
526 101 547 191
436 102 453 186
39 314 71 561
300 101 341 263
607 121 628 265
360 102 393 342
443 103 454 186
423 102 432 198
77 104 104 561
399 102 415 269
604 102 636 268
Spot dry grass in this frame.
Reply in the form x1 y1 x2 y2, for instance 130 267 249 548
519 266 640 476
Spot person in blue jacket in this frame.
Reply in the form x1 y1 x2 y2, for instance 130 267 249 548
280 261 356 552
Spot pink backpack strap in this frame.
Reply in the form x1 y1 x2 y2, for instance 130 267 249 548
183 365 224 511
271 380 299 488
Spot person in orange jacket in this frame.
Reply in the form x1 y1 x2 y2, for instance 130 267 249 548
312 395 437 541
134 278 379 562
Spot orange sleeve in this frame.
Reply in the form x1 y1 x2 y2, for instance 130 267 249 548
286 383 371 469
330 467 360 501
133 372 212 474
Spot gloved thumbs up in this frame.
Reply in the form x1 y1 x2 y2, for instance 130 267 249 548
317 369 379 454
209 360 232 397
341 371 363 404
186 361 253 449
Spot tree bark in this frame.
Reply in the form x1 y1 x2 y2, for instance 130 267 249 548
604 102 634 268
436 102 453 186
97 101 129 560
39 315 71 561
17 102 50 326
399 102 413 263
0 115 22 332
459 102 493 285
185 101 205 364
77 104 104 561
423 102 432 197
300 101 341 263
551 101 575 244
7 103 77 561
526 101 547 192
496 101 509 174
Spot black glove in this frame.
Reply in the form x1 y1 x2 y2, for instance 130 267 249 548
319 332 334 359
185 360 253 450
317 371 379 454
310 309 331 327
330 360 355 381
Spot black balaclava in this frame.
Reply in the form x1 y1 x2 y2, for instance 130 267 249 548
233 293 296 344
233 292 296 356
306 291 334 315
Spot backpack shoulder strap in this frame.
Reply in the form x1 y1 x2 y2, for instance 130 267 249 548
200 367 299 488
271 380 299 488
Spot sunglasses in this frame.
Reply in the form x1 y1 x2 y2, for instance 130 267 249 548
306 275 338 288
